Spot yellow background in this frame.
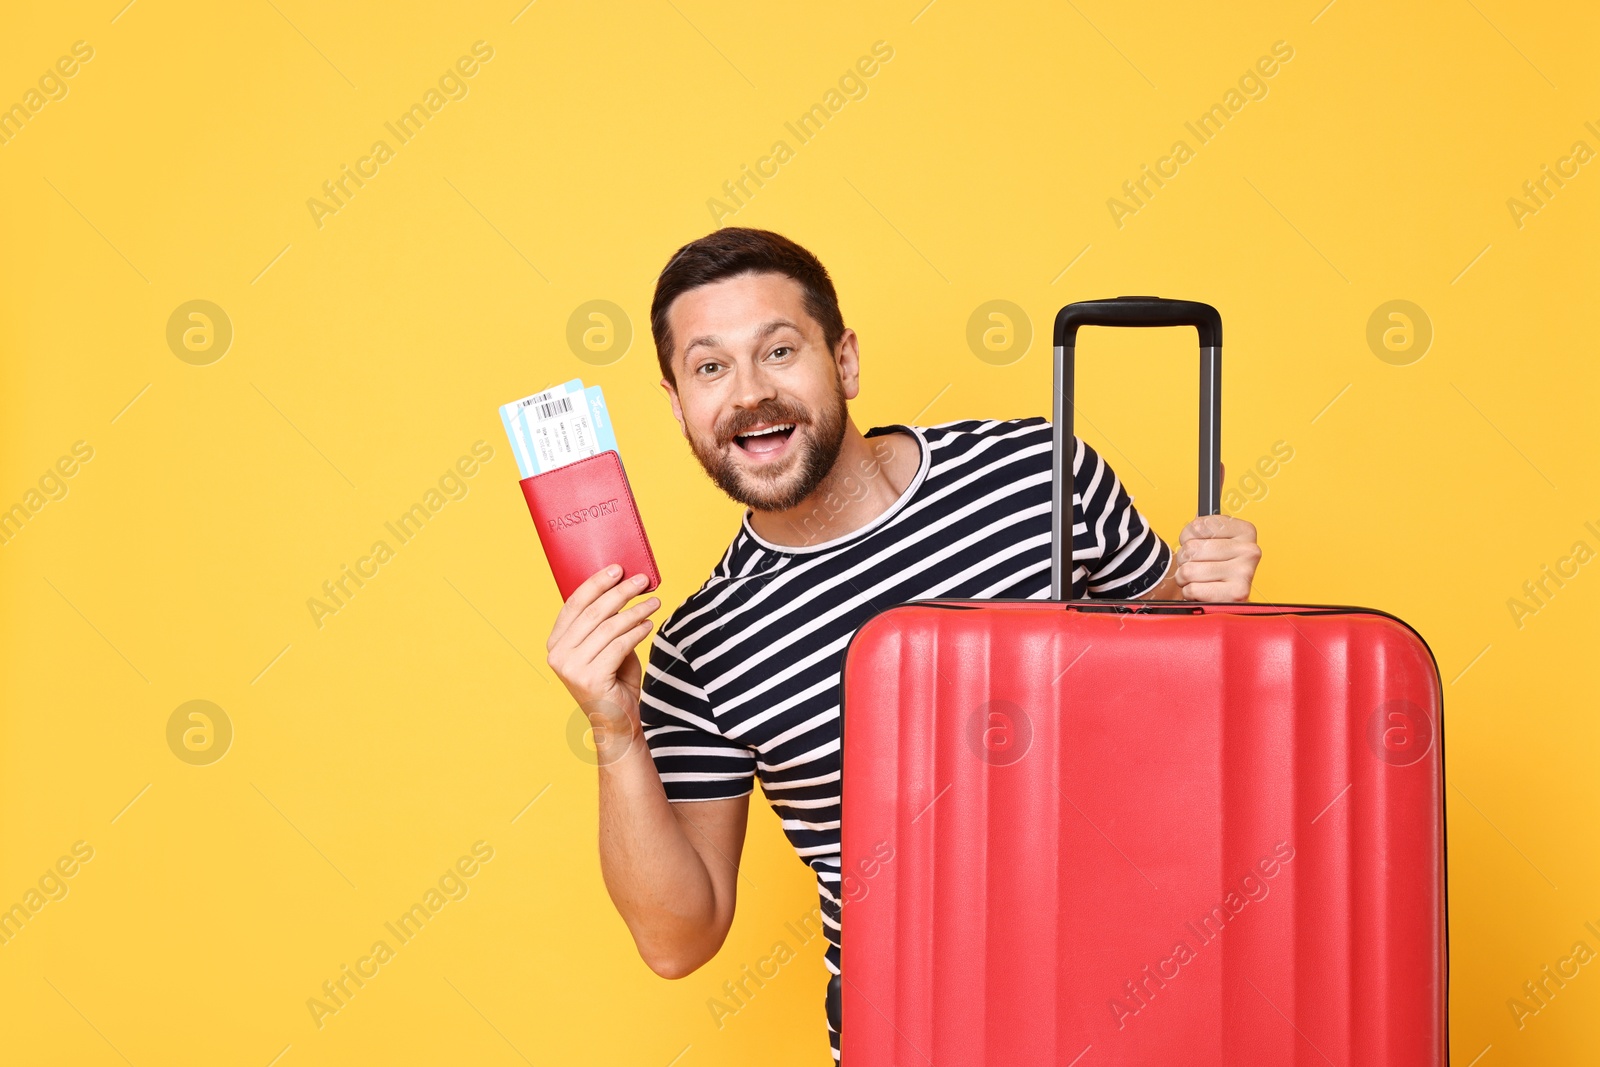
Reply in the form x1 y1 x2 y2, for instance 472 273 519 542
2 1 1596 1063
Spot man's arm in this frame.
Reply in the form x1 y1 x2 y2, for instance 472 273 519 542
594 723 748 977
547 565 747 978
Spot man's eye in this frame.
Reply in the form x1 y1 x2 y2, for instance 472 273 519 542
697 361 721 375
769 347 792 359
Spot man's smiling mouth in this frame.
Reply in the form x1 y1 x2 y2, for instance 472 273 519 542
733 422 797 456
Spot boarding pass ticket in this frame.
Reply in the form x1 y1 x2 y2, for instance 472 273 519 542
499 378 620 478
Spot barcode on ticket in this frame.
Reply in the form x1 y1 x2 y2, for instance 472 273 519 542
525 394 574 421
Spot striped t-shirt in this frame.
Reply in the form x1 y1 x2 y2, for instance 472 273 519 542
638 416 1172 1060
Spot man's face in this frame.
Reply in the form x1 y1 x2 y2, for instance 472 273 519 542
662 271 856 512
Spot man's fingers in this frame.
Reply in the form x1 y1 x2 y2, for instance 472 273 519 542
1178 538 1262 564
1176 539 1233 563
1178 513 1256 544
1173 510 1259 605
1179 579 1251 603
592 617 656 681
1173 559 1247 586
557 570 653 653
549 565 625 650
574 596 661 664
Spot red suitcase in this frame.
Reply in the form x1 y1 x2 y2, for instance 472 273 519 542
839 299 1446 1065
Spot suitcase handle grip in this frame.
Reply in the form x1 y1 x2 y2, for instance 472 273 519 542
1051 296 1222 600
1052 295 1222 348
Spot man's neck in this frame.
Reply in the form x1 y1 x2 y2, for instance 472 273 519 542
747 420 921 549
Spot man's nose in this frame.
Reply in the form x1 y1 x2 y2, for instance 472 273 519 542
728 358 779 410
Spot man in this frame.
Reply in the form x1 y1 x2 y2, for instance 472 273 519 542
545 228 1261 1061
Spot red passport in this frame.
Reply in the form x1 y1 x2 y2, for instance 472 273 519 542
519 450 660 601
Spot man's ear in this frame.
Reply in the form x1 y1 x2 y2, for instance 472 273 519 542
836 327 862 401
660 378 689 438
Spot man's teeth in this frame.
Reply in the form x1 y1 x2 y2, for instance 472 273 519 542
738 424 793 439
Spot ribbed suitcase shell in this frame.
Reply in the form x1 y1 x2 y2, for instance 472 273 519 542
840 599 1445 1065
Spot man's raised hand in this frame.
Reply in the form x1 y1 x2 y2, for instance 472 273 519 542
546 564 661 761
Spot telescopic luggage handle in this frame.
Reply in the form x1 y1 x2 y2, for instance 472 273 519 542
1051 296 1223 601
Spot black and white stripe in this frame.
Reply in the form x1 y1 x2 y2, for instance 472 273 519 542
638 417 1172 1060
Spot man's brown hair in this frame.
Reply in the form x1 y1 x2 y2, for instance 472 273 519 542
650 227 846 388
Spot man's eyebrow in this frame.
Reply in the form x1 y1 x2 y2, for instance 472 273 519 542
681 319 804 366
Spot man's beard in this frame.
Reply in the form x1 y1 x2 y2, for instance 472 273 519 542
686 379 849 513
